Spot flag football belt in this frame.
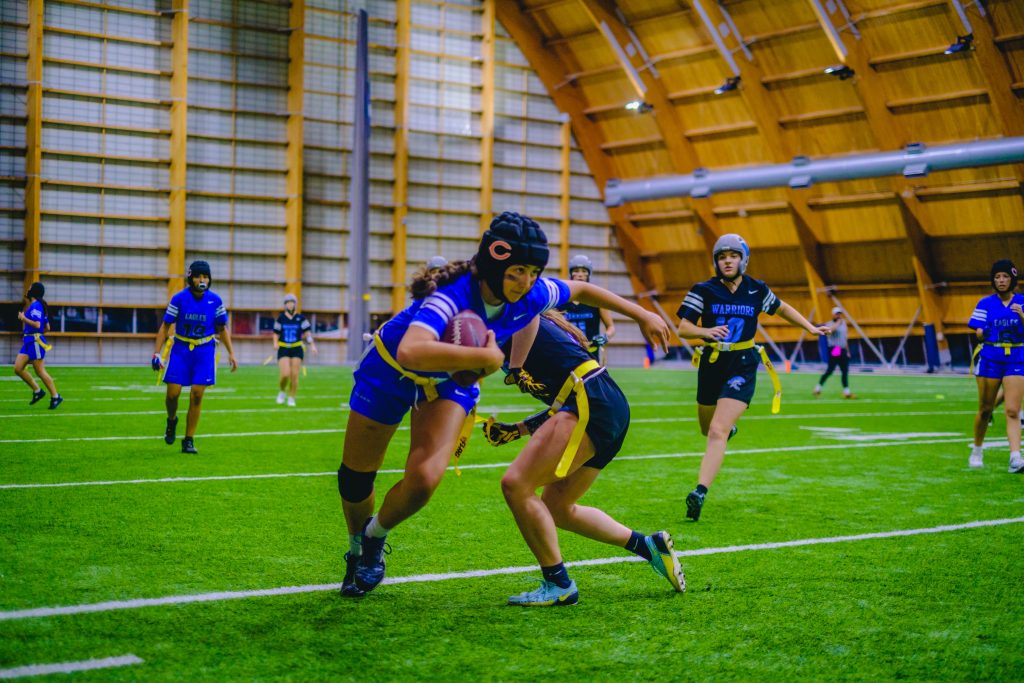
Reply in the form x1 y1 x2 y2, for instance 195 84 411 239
156 333 217 384
971 341 1024 373
263 341 309 376
547 359 603 478
371 329 480 475
692 340 782 414
26 333 52 351
277 340 304 348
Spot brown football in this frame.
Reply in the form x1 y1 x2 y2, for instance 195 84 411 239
441 310 488 387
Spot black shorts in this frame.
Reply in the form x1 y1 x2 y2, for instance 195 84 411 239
696 348 759 406
277 346 304 360
558 371 630 470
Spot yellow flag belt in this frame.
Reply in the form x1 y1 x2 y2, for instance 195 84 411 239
29 333 52 351
546 359 602 478
156 333 216 384
692 340 782 414
971 341 1024 374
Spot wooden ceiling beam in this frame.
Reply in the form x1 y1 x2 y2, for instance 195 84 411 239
494 2 651 296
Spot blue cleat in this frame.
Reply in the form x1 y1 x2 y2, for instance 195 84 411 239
644 531 685 592
685 489 705 521
354 532 390 593
340 552 364 598
507 580 578 607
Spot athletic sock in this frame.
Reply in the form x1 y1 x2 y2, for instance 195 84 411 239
625 530 652 561
541 562 572 589
349 533 363 557
695 484 708 495
365 515 389 539
971 445 984 457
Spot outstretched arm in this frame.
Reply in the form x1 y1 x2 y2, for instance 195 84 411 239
565 281 669 353
776 301 829 336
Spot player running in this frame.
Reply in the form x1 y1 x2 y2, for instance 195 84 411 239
151 261 238 454
273 293 316 406
559 254 616 362
337 212 670 598
676 234 827 521
14 282 63 409
968 259 1023 472
484 311 681 607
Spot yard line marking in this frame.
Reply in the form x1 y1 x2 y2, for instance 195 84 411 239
0 435 978 490
0 655 143 679
0 409 977 444
1 517 1019 621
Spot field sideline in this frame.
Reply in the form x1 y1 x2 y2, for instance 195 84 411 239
1 366 1022 681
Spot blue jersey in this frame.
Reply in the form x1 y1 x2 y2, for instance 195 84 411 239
677 275 781 343
22 301 47 339
274 312 310 344
377 273 571 379
969 293 1024 362
163 288 228 341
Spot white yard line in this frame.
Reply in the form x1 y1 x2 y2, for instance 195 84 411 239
0 655 143 679
0 517 1019 622
0 435 978 490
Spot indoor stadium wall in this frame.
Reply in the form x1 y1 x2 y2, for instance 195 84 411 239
0 0 646 367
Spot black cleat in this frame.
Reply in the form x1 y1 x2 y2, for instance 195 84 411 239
340 552 365 598
164 417 178 445
30 389 46 405
685 489 705 522
181 436 198 454
728 425 738 441
48 395 63 410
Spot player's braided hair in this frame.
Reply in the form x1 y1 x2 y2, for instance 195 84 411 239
410 260 473 300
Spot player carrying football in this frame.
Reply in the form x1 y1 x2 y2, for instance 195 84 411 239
676 234 828 521
337 211 670 598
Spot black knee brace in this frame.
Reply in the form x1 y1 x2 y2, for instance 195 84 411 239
337 463 376 502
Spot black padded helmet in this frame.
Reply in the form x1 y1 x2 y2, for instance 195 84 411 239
991 259 1019 292
475 212 549 303
186 260 212 290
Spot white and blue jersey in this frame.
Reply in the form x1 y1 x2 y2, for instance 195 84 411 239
19 301 49 360
350 273 571 424
162 288 228 386
969 293 1024 378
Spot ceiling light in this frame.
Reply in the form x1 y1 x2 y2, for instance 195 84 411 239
824 65 855 80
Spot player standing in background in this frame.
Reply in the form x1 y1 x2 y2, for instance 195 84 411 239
273 293 316 407
559 254 615 362
14 281 63 409
676 234 828 521
967 259 1023 472
814 306 855 399
425 255 448 277
151 261 238 454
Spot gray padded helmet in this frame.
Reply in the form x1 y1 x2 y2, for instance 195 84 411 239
567 254 593 278
712 233 750 279
425 255 448 271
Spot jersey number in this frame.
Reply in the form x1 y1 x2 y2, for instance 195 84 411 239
715 316 744 343
182 323 206 337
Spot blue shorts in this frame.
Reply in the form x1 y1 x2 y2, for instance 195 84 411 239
350 347 479 425
19 337 47 361
976 355 1024 379
162 340 217 386
556 371 630 470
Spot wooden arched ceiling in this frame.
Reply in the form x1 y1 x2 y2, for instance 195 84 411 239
500 0 1024 342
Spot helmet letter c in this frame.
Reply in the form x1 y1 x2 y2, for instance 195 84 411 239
489 240 512 261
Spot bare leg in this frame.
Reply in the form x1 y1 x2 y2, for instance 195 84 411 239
30 360 58 396
1002 376 1023 453
14 355 39 392
973 377 1001 447
697 398 747 489
541 463 630 547
289 357 301 397
186 384 207 437
375 399 466 530
338 410 398 535
278 357 289 392
165 383 182 420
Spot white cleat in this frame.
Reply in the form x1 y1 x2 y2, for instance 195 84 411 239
1009 457 1024 474
276 391 286 405
968 453 984 469
287 396 296 407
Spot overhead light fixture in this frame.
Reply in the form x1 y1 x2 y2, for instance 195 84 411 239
944 33 973 55
714 76 741 95
624 100 653 113
824 65 855 80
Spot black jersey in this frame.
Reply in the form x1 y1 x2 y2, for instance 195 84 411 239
560 301 601 340
677 275 780 343
502 316 596 406
274 312 311 344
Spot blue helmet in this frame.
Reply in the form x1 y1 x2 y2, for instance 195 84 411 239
712 234 750 279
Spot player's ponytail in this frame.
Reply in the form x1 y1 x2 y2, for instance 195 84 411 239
411 260 472 300
542 310 590 348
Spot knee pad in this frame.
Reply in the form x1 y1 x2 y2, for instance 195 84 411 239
337 463 376 502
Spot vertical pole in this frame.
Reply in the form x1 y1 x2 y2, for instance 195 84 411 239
285 0 305 300
478 0 495 235
167 0 189 298
559 118 571 278
23 0 43 293
391 0 410 313
347 9 371 363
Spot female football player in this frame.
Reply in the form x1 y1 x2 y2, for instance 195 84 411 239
484 311 680 607
273 293 316 407
338 211 670 598
14 282 62 409
676 234 828 521
559 254 616 362
968 259 1023 472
